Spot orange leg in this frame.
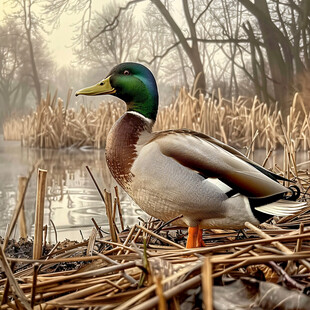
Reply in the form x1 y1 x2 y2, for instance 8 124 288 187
186 227 199 248
186 227 206 248
198 228 206 247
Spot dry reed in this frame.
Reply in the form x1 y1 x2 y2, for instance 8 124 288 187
1 217 310 309
1 165 310 308
1 88 310 308
17 177 28 239
3 89 310 154
3 90 125 148
33 169 47 260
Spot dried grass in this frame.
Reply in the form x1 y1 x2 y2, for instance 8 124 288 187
0 163 309 309
1 88 310 308
3 90 125 148
155 89 310 152
1 216 310 309
3 89 310 153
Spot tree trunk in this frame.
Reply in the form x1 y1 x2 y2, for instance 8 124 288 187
25 26 41 104
23 0 41 104
151 0 206 94
242 21 271 105
240 0 294 115
255 0 291 114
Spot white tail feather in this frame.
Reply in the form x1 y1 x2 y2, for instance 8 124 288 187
255 200 307 216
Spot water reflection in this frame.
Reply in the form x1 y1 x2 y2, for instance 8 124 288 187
0 135 309 243
0 136 147 243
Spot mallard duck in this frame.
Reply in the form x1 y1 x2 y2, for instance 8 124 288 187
76 62 305 248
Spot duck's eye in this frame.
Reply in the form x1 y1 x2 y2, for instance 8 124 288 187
123 70 130 75
100 82 104 86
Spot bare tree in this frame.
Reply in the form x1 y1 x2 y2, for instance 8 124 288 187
76 2 143 73
87 0 249 95
13 0 310 113
43 0 250 97
140 2 190 89
13 0 43 104
0 20 29 125
0 14 53 127
149 0 207 93
239 0 310 113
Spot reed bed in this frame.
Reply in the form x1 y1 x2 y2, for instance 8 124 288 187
155 90 310 152
2 118 23 141
0 163 310 309
1 215 310 309
1 88 310 308
3 89 310 153
3 89 126 148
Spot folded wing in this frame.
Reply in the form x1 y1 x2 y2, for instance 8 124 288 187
151 130 289 199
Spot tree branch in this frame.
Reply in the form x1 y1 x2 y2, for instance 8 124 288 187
183 0 197 49
196 38 251 44
139 36 250 65
88 0 145 44
151 0 192 57
138 41 181 64
239 0 306 72
194 0 215 25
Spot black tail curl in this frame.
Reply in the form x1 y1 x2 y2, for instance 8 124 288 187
284 185 301 201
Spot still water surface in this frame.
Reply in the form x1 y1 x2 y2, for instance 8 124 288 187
0 135 147 243
0 135 309 243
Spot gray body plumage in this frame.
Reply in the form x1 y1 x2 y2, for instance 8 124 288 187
107 112 304 229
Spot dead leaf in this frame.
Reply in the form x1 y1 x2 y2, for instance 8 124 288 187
213 277 310 310
247 264 279 282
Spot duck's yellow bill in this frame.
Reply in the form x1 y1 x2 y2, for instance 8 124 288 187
75 76 116 96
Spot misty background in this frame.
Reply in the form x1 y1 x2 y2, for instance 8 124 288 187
1 0 310 131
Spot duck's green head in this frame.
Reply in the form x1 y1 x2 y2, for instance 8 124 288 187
76 62 158 120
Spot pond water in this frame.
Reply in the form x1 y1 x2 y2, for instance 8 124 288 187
0 135 309 243
0 136 147 243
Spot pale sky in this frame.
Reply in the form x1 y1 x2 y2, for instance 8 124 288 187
47 1 102 68
0 0 96 66
48 12 80 67
0 1 10 22
49 0 147 67
0 0 147 67
0 1 4 16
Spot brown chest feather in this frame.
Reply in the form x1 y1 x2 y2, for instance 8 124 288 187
106 113 151 189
